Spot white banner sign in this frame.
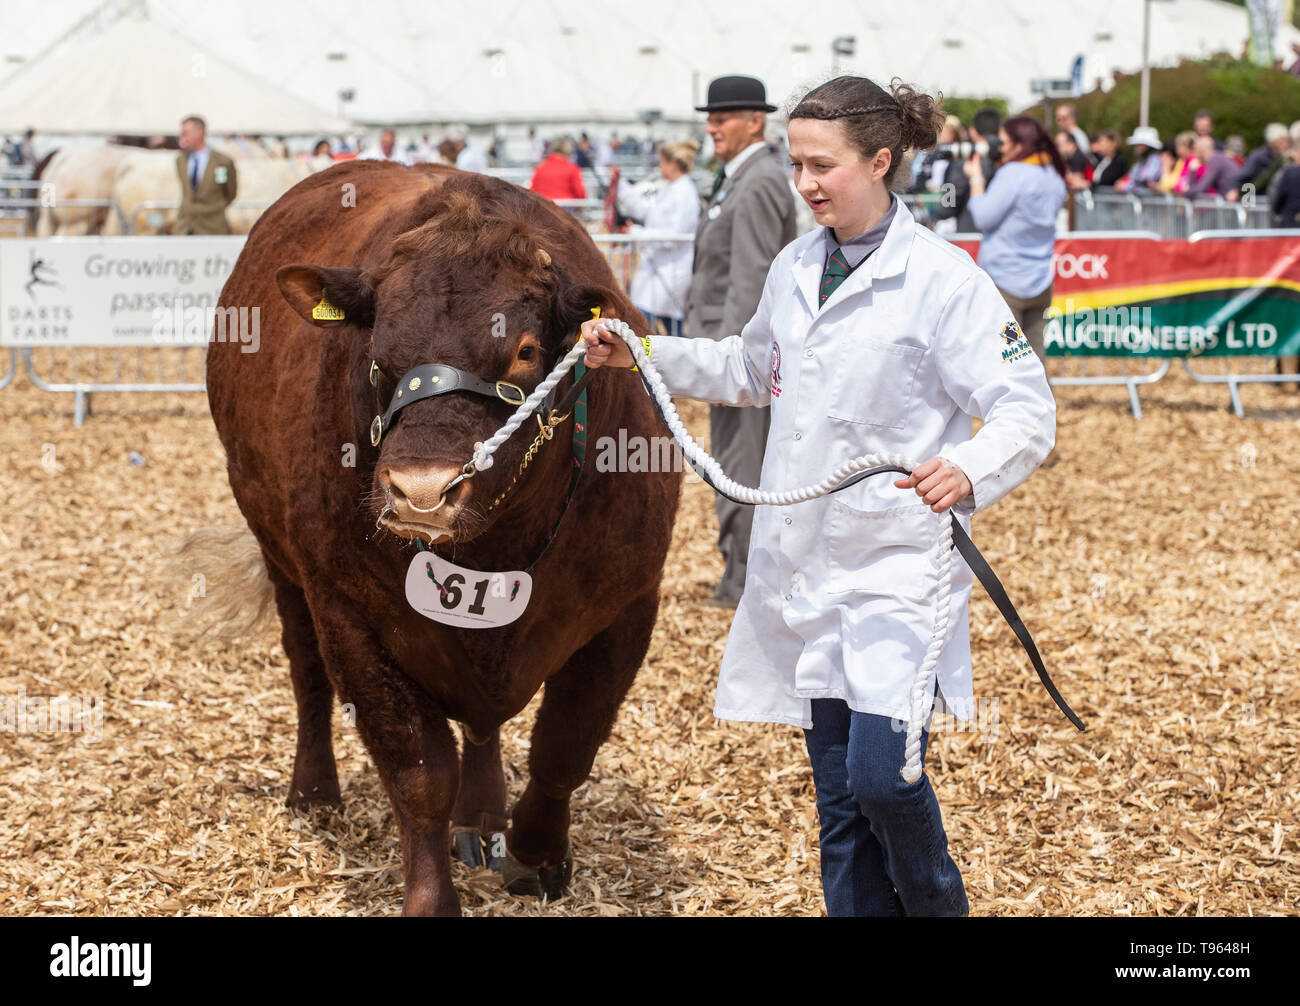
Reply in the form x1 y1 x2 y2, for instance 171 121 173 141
0 236 251 348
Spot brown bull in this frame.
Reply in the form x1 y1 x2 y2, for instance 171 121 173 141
203 161 680 915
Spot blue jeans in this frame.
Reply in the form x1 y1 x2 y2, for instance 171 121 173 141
638 309 683 338
802 698 969 917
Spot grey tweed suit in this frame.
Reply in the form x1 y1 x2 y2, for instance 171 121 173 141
685 146 797 603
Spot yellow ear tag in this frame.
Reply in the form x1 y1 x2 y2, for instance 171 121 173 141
312 290 345 322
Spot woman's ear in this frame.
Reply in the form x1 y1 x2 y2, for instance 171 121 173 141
872 146 892 184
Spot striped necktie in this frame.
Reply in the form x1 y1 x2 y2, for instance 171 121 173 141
820 247 852 306
707 166 725 201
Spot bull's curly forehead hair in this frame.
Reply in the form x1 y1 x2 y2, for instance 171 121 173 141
370 178 556 285
787 74 944 189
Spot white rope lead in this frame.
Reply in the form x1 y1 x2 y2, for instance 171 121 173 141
469 318 955 783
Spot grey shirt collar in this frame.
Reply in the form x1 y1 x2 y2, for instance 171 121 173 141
824 196 898 269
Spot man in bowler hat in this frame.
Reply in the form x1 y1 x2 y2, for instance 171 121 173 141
688 75 797 607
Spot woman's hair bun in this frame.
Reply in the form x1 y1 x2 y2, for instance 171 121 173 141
889 78 944 153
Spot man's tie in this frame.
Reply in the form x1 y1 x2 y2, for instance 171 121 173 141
819 248 852 306
707 166 725 201
189 155 199 192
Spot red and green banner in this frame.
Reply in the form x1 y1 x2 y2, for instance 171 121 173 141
952 236 1300 357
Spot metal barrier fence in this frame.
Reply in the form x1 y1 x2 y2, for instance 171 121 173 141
13 344 207 425
1176 228 1300 416
1072 191 1274 236
3 230 1296 422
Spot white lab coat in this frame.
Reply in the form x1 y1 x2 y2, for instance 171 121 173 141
617 174 701 321
646 196 1056 729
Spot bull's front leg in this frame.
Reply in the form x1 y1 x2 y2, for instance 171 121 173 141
451 727 509 870
311 608 462 916
504 592 660 901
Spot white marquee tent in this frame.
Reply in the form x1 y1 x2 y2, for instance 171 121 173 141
2 0 1296 132
0 6 353 135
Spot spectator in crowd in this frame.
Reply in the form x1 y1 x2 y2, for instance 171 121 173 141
487 135 502 166
437 139 458 165
1224 135 1246 164
1055 103 1095 166
1288 41 1300 78
965 115 1067 361
1232 123 1291 199
529 137 586 200
1181 135 1240 198
175 115 237 235
1055 129 1090 177
446 125 488 173
312 138 333 159
1269 142 1300 226
1115 126 1163 193
573 133 595 169
1088 129 1129 188
687 74 796 608
358 129 411 165
16 128 37 167
614 139 702 339
932 109 997 233
1193 109 1223 152
529 127 546 163
1159 131 1197 192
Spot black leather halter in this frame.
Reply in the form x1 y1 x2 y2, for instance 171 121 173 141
368 346 570 447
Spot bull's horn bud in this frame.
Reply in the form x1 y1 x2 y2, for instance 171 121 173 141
535 248 552 268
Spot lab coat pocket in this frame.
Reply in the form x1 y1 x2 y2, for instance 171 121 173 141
822 501 936 605
825 337 925 430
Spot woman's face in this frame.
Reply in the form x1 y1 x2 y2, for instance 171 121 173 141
1055 131 1076 157
658 153 682 181
787 117 888 238
998 128 1021 162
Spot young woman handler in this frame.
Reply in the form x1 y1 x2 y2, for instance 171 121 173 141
581 75 1057 917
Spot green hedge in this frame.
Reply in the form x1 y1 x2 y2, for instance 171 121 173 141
1019 54 1300 151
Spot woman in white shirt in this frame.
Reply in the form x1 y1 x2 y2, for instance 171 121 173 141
581 75 1056 917
616 139 702 338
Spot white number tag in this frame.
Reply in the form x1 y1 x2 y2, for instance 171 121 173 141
404 551 533 628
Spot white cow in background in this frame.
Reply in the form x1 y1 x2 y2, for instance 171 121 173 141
40 145 333 236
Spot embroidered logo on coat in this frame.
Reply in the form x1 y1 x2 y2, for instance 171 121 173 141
770 342 783 397
1000 320 1033 363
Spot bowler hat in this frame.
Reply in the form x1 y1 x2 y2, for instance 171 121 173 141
695 75 777 113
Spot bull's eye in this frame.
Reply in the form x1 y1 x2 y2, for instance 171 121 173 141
518 345 535 361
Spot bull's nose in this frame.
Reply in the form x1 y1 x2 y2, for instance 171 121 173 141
381 466 464 517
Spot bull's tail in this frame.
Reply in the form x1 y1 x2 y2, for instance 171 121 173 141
167 525 278 641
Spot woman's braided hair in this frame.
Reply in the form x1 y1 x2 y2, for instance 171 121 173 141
787 76 944 189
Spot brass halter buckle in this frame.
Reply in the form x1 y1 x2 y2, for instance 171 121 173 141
369 415 383 446
495 381 525 406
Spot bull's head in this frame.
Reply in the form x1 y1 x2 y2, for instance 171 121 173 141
276 214 618 547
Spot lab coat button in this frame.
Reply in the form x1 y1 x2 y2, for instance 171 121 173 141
784 516 792 525
793 432 802 441
805 349 814 358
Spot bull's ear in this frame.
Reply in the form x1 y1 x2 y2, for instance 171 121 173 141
551 280 626 342
276 265 375 328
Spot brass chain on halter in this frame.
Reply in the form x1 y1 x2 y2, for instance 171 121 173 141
483 408 572 513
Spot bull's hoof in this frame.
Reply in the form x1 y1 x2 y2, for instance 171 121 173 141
451 827 485 868
286 783 342 812
500 847 573 900
451 828 508 871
